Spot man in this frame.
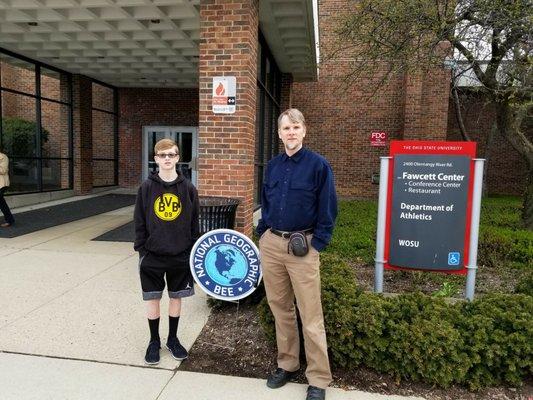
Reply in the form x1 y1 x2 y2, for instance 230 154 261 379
257 108 337 400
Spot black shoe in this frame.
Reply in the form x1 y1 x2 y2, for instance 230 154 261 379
166 337 188 360
306 386 326 400
266 368 297 389
144 340 160 365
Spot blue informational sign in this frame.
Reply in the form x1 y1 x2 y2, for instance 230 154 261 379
189 229 262 301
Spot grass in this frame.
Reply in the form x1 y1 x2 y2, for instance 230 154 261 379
326 196 532 294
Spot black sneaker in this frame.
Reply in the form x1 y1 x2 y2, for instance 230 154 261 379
266 368 298 389
166 337 188 360
144 340 160 365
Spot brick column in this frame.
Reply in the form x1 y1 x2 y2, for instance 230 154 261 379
199 0 259 237
72 74 93 194
402 68 451 140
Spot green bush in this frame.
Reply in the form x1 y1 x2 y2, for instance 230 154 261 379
479 226 533 269
258 267 533 389
458 294 533 389
515 271 533 296
256 196 532 389
1 117 49 156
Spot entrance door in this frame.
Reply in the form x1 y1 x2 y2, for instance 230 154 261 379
142 126 198 186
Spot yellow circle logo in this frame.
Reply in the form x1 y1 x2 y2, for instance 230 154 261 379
154 193 182 221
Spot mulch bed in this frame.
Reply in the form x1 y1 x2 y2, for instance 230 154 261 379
180 264 532 400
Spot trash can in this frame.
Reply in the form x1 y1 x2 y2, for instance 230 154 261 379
199 196 240 234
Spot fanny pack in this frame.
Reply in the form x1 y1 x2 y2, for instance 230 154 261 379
287 231 309 257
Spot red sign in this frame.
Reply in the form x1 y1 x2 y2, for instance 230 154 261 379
385 140 477 275
371 132 387 147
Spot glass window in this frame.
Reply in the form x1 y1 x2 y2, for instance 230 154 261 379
41 101 70 159
41 68 70 103
254 33 282 206
92 110 115 159
42 158 71 191
0 53 36 95
1 91 37 157
91 81 117 187
92 82 114 112
0 49 73 194
10 158 39 193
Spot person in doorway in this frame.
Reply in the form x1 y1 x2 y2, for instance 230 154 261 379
134 138 200 365
0 148 15 228
256 108 338 400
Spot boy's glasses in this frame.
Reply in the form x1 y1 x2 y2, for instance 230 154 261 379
156 153 178 159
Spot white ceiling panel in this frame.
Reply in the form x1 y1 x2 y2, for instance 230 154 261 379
0 0 317 87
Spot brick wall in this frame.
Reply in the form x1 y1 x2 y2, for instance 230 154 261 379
118 87 199 187
291 0 451 198
198 0 258 236
447 91 530 196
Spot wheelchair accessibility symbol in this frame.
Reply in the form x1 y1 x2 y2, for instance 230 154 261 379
448 252 460 266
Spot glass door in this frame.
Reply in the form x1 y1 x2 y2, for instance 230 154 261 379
171 128 198 185
142 126 198 186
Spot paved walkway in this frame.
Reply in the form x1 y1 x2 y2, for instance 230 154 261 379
0 193 424 400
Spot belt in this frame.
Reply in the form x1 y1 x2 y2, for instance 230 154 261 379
270 228 314 239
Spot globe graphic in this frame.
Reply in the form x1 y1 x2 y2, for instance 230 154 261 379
205 244 248 286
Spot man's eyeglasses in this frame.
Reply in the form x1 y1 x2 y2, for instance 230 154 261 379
156 153 178 159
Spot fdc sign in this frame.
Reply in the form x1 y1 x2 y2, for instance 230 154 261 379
190 229 262 301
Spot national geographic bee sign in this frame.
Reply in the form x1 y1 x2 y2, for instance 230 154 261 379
190 229 262 301
154 193 182 221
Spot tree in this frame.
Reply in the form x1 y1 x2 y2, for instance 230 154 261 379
1 117 49 156
329 0 532 229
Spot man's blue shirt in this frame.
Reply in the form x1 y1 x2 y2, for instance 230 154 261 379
256 147 338 251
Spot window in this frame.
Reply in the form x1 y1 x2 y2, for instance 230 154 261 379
0 49 72 193
92 81 118 187
255 32 282 206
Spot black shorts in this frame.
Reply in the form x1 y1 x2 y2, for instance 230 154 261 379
139 252 194 301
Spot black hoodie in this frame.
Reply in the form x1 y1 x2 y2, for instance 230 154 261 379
134 171 200 259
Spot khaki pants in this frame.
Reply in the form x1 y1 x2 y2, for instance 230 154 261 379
259 229 332 389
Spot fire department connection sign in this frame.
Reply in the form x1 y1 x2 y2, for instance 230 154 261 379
385 141 477 273
190 229 262 301
212 76 236 114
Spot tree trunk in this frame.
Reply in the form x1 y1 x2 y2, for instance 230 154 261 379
523 169 533 230
494 102 533 230
482 122 497 198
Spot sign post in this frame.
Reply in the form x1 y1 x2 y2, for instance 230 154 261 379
374 156 391 293
465 159 485 300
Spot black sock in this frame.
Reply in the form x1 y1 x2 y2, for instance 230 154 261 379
148 318 160 342
168 315 180 340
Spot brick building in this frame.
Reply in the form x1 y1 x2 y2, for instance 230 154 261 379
0 0 527 235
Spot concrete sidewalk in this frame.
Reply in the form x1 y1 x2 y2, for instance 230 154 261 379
0 197 424 400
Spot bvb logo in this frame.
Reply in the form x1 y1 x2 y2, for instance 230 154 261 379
154 193 182 221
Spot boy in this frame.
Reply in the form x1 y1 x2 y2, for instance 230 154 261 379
134 138 200 365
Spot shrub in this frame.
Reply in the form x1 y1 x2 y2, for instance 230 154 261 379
1 117 49 156
479 226 533 269
259 286 533 389
458 294 533 389
515 271 533 296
